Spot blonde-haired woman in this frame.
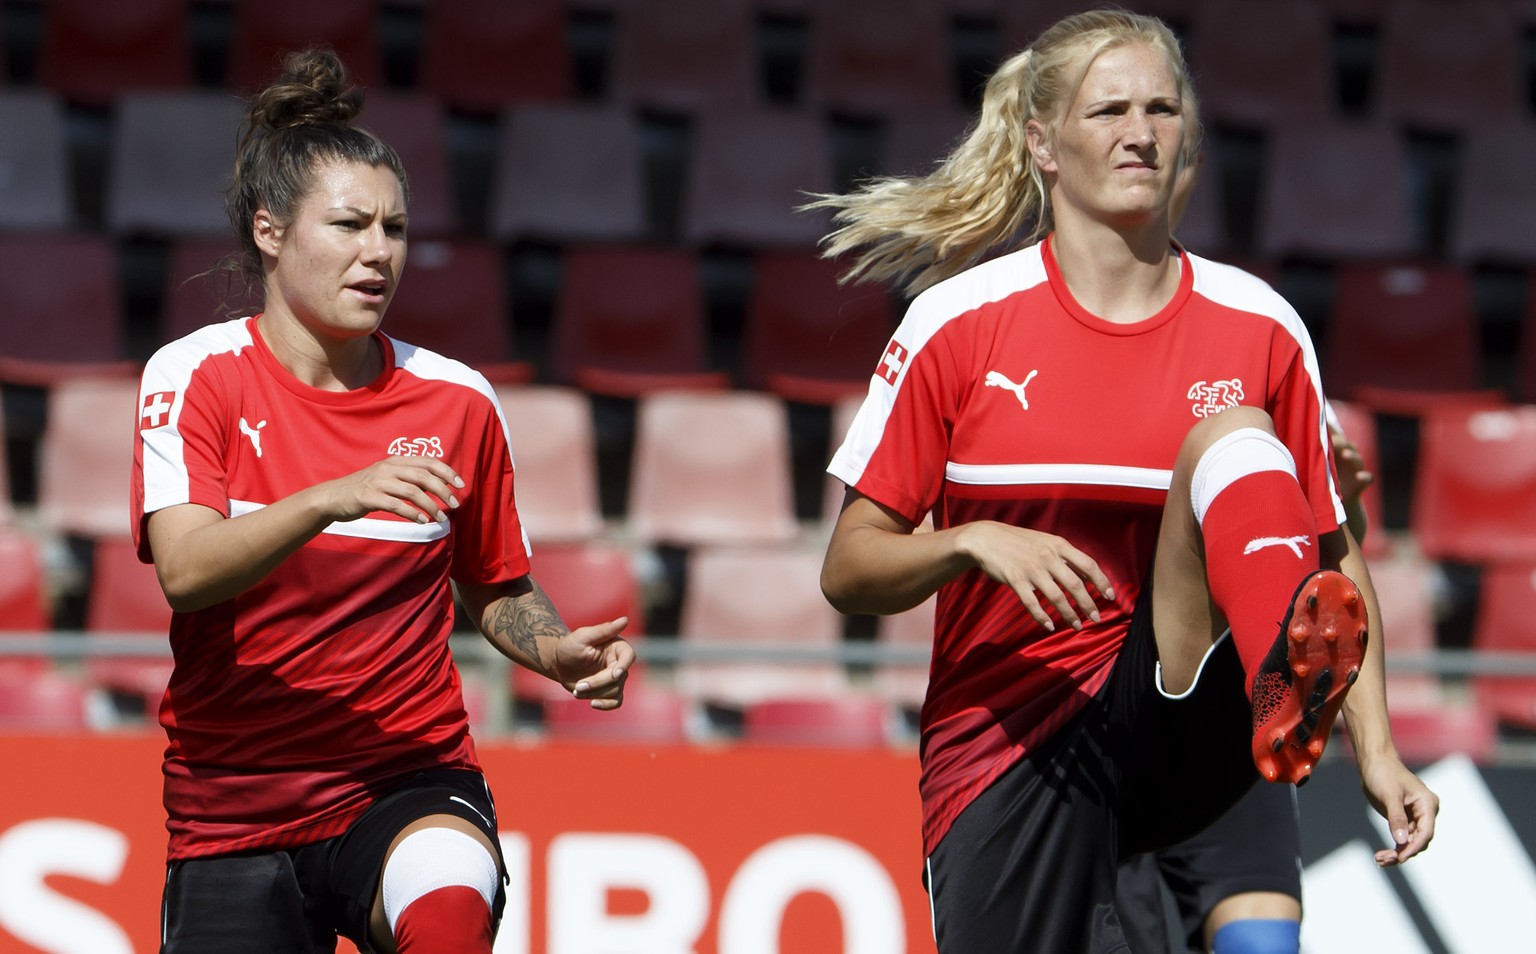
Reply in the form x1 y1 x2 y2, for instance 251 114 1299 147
815 11 1436 951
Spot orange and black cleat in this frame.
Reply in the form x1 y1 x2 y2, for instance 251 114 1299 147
1250 569 1368 786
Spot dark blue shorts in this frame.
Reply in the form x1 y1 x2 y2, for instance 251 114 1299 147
925 579 1261 953
160 768 507 954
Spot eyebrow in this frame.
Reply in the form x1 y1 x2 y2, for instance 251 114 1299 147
329 205 409 221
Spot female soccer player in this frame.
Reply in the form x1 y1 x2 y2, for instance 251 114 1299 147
812 11 1437 951
132 49 632 954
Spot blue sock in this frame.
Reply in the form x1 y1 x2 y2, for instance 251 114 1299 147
1211 918 1300 954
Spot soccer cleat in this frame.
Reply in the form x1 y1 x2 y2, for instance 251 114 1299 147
1250 569 1367 786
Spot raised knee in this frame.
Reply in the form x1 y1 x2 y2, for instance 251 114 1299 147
1177 406 1277 471
1211 917 1301 954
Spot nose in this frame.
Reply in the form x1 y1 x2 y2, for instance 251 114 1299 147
360 223 392 265
1123 111 1156 149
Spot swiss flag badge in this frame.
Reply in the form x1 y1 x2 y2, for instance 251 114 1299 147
140 391 176 430
877 340 908 385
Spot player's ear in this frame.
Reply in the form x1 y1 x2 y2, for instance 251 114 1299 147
252 210 283 257
1026 120 1056 173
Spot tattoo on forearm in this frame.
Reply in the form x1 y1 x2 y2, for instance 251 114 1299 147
486 578 568 670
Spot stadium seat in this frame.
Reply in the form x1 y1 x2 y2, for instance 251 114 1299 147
83 535 173 708
160 238 255 344
681 108 835 250
1471 560 1536 732
418 0 570 114
0 668 90 731
1184 0 1334 129
628 391 800 548
550 246 728 396
1448 121 1536 265
1411 405 1536 563
1385 698 1498 766
494 387 605 544
872 595 936 714
1377 0 1523 132
742 696 893 748
105 93 246 237
1327 400 1388 558
1323 263 1493 416
37 0 191 105
610 0 758 113
741 251 895 404
0 527 53 677
1257 122 1419 262
488 104 647 244
803 0 954 118
357 92 457 238
541 681 691 746
0 91 73 230
675 544 850 709
0 233 135 386
1365 553 1439 705
38 376 141 539
382 238 532 383
226 0 381 91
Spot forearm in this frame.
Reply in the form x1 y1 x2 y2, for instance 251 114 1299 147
822 521 976 615
1326 526 1398 760
151 490 337 611
474 577 572 682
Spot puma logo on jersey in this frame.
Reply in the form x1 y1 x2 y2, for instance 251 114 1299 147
1243 535 1312 558
239 418 267 457
985 369 1039 410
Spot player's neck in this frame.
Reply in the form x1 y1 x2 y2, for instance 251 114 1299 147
1049 218 1179 325
255 310 383 391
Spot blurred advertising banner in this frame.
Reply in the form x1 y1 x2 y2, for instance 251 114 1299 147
0 736 1529 953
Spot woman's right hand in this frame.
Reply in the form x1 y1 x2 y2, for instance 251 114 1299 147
958 522 1114 632
317 456 465 524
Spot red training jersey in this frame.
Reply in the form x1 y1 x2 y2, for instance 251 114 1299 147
131 316 532 860
828 238 1344 856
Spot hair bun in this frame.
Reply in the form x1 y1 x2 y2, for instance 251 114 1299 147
248 48 363 132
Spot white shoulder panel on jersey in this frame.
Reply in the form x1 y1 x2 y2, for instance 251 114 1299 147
140 319 256 515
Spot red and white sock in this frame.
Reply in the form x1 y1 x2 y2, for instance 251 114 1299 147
1191 428 1320 689
383 828 499 954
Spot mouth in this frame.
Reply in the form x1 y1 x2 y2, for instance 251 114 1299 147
347 280 389 303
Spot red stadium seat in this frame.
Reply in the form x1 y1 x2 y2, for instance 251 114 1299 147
39 376 141 539
0 528 53 677
1472 560 1536 732
0 91 73 230
1257 122 1419 262
1365 553 1439 704
83 536 173 708
541 681 691 746
512 540 646 705
1411 405 1536 563
489 105 647 244
1327 400 1388 558
37 0 190 105
383 238 532 383
1377 0 1522 132
418 0 570 114
1323 263 1495 416
741 251 895 404
610 0 758 113
873 596 935 714
803 0 953 118
1449 121 1536 266
1184 0 1334 130
161 238 256 344
628 391 800 548
681 108 835 250
743 696 893 748
675 545 849 708
1385 698 1498 766
357 92 457 238
494 387 605 544
0 668 90 731
550 246 728 396
0 233 135 386
105 93 247 237
226 0 381 91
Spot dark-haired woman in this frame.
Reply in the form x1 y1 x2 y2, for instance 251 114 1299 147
132 49 632 954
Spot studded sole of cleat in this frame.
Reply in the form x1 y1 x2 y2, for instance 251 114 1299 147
1250 569 1367 786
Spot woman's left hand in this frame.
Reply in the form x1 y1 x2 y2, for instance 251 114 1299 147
1358 751 1439 866
553 617 635 710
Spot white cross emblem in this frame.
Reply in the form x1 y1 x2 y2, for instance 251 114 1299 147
140 391 175 429
879 341 908 385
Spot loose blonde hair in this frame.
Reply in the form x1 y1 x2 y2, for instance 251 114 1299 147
807 9 1200 294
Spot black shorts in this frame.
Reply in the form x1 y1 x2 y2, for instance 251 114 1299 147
925 580 1261 954
1115 781 1302 953
160 768 508 954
